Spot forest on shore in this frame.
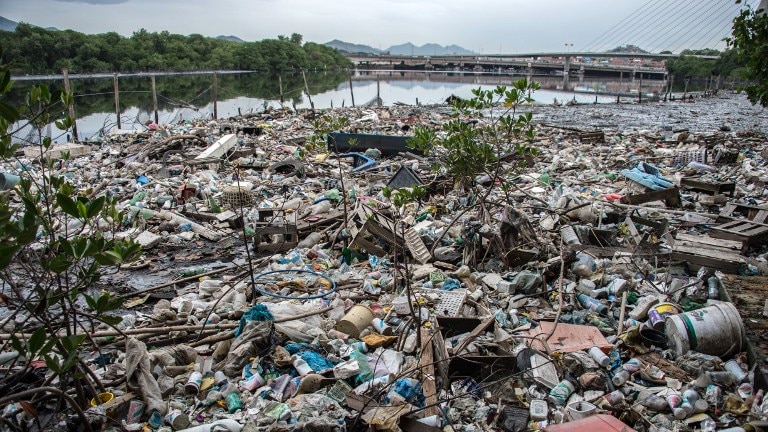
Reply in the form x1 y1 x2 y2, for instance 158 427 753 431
0 24 352 74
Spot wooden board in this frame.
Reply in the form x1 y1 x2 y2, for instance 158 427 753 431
420 328 439 417
524 321 612 354
720 274 768 392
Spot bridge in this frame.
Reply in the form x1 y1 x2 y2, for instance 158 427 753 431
347 53 670 81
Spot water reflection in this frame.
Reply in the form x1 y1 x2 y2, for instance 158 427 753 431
10 70 668 143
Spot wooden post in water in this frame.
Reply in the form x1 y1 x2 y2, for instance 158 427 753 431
683 77 690 99
617 72 622 104
667 74 674 101
302 70 314 110
212 72 218 119
348 76 355 107
61 68 79 142
113 73 121 129
376 76 381 106
278 75 284 104
150 74 159 124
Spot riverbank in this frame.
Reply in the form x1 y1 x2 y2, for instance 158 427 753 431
2 92 768 431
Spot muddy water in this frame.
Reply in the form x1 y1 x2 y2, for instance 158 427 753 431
529 92 768 134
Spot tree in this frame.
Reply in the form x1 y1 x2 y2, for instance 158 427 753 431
0 48 141 430
728 2 768 106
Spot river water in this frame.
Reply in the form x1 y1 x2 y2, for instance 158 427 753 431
11 69 757 143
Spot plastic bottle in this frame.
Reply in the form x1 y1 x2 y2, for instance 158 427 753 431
666 393 687 419
707 276 720 300
577 293 608 315
292 355 313 376
588 347 610 368
612 369 630 386
571 253 596 277
638 391 668 411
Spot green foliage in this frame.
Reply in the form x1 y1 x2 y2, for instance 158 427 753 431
382 185 427 208
408 79 539 189
666 49 745 79
0 25 352 74
728 3 768 106
1 50 141 408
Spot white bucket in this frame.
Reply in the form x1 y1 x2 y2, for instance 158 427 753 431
665 302 745 359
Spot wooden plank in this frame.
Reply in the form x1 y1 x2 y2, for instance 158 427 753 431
419 328 439 417
620 186 681 207
671 244 744 262
675 233 742 250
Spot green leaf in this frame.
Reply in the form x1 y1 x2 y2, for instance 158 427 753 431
48 254 72 273
77 200 87 219
100 315 123 326
44 355 61 374
0 100 19 122
60 334 86 352
9 335 25 355
28 328 46 355
87 196 106 219
56 193 79 218
84 294 97 311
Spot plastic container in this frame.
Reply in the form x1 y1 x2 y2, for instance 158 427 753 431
185 371 202 394
724 359 747 382
175 419 243 432
647 302 680 331
665 302 745 358
0 173 20 190
392 297 411 315
335 305 375 338
530 399 548 421
567 401 597 420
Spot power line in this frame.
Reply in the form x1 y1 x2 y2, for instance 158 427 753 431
635 0 701 52
590 0 671 52
580 0 664 51
666 0 734 53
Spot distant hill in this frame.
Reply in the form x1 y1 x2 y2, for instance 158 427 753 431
606 44 648 54
0 16 18 31
325 39 474 56
216 35 244 43
325 39 381 54
0 16 57 32
386 42 473 56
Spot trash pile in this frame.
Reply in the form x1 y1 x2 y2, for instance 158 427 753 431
2 94 768 432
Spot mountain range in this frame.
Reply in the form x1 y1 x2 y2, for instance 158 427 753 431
0 16 472 55
324 39 473 55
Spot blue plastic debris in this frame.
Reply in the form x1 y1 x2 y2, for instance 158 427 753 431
234 304 274 337
620 162 674 191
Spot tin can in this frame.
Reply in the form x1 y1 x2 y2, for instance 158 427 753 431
349 341 368 353
372 318 393 336
548 379 575 406
126 400 145 423
165 409 190 430
225 392 243 413
148 410 164 429
185 371 203 395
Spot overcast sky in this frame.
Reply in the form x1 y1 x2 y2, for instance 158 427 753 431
1 0 756 53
